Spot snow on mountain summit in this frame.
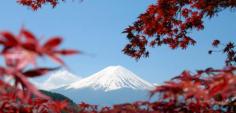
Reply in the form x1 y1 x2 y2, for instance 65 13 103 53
66 65 154 91
43 69 81 90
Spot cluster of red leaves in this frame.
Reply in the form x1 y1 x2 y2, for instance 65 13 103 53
78 67 236 113
0 81 69 113
122 0 236 59
17 0 64 10
209 40 236 66
149 67 236 112
0 28 79 112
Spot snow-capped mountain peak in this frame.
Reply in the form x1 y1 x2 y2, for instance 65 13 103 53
66 65 154 91
43 69 81 90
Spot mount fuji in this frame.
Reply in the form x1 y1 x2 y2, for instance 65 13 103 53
52 66 155 106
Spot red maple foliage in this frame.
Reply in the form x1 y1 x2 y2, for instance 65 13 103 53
209 40 236 66
17 0 64 10
0 28 79 112
122 0 236 59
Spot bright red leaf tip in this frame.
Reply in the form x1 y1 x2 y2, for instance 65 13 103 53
43 37 63 51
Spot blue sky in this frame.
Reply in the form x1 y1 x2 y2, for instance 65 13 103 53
0 0 235 84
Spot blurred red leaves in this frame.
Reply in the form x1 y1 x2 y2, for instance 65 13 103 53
0 28 79 67
43 37 62 51
0 28 79 112
22 67 60 77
